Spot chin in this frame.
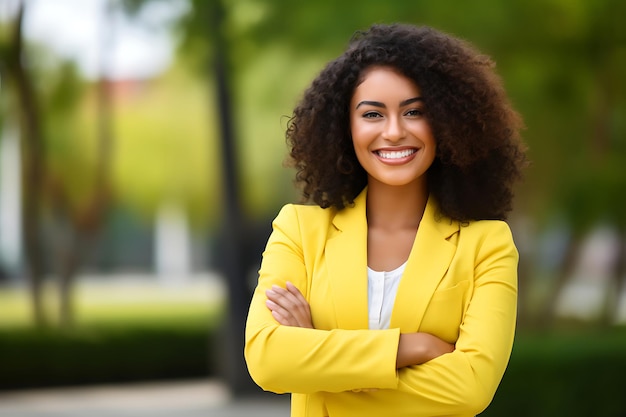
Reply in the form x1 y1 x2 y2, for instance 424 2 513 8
370 176 425 189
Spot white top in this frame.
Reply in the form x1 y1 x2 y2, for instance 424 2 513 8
367 261 407 330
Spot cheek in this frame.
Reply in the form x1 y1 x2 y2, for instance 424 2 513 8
419 125 436 150
351 117 378 138
350 133 371 168
350 123 368 149
416 120 434 137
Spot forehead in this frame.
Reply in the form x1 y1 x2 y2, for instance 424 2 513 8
352 66 421 100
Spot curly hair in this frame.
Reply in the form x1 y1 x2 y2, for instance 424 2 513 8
285 23 527 221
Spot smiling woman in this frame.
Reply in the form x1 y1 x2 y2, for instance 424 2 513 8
245 23 528 417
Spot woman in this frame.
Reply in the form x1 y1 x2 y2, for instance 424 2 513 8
245 23 527 417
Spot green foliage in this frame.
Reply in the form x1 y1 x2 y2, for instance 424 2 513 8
100 67 220 226
555 156 626 232
0 323 216 389
2 0 624 229
43 67 94 211
482 328 626 416
8 0 623 229
234 45 323 214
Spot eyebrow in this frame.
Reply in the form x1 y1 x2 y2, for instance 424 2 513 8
355 96 423 109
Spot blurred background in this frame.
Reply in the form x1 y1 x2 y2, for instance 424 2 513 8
0 0 625 415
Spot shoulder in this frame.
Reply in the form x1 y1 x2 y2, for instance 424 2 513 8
428 198 514 247
461 219 514 240
459 219 518 260
273 203 335 227
271 203 337 242
267 203 342 258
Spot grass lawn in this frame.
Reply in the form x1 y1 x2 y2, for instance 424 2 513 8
0 273 225 328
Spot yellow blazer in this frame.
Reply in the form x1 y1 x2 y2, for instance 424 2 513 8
245 189 518 417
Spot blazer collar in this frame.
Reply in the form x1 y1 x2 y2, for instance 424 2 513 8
325 188 459 331
390 195 459 332
326 189 369 329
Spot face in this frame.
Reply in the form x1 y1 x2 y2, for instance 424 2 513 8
350 66 436 190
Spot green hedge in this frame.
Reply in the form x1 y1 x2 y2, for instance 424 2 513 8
2 323 626 417
482 327 626 416
0 323 216 390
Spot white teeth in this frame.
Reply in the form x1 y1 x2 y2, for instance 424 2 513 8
376 149 416 159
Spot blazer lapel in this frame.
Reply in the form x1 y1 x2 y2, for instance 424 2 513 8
325 190 369 330
390 197 459 332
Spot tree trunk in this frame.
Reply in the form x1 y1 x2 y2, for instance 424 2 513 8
208 0 259 395
6 1 47 327
57 0 115 328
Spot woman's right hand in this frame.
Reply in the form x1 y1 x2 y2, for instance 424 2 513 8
265 281 314 329
396 332 454 368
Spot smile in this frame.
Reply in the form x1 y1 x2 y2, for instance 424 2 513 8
375 149 417 159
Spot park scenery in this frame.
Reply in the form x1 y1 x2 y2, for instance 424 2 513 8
1 1 625 416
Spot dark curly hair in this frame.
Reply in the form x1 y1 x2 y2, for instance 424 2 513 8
286 23 527 221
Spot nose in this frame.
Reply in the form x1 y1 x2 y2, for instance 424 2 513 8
382 116 405 142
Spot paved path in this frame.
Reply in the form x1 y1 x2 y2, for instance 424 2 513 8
0 379 290 417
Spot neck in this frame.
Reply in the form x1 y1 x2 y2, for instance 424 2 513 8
365 179 429 231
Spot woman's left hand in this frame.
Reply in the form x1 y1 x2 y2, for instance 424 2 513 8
265 282 313 328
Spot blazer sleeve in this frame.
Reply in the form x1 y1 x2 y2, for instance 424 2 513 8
244 204 401 394
382 220 519 416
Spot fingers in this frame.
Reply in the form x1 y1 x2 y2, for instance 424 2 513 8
266 300 296 326
265 282 313 328
266 288 300 326
286 281 308 305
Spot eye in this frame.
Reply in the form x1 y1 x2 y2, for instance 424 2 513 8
405 109 424 117
362 111 382 119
